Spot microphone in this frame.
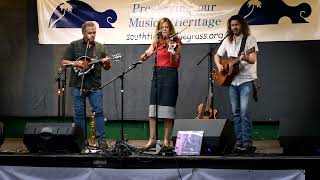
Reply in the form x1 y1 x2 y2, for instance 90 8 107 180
130 61 143 68
132 61 143 66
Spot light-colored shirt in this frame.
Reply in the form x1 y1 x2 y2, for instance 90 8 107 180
217 34 259 86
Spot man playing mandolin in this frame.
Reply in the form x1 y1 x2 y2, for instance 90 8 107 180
62 21 111 148
213 15 259 154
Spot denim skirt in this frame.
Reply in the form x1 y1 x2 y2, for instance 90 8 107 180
148 67 178 119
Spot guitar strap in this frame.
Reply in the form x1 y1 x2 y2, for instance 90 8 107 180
230 35 247 79
239 35 247 56
92 44 97 59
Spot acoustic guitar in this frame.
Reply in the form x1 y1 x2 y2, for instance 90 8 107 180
195 81 218 119
73 53 122 76
213 47 255 87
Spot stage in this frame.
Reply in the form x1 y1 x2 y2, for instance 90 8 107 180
0 139 319 179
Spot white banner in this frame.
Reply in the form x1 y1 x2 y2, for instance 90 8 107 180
37 0 320 44
0 166 305 180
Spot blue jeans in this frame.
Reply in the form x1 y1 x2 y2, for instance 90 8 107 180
229 82 253 146
71 87 106 139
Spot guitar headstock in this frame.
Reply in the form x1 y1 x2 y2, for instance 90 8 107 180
111 53 123 61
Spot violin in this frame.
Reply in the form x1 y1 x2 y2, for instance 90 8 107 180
167 38 177 55
159 37 178 64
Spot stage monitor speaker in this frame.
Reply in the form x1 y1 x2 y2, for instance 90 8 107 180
23 123 85 153
279 118 320 155
172 119 235 155
0 122 5 147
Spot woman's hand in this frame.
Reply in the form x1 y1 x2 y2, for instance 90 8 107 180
140 50 153 61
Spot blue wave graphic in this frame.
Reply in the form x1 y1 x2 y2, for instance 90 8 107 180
238 0 312 25
49 0 117 28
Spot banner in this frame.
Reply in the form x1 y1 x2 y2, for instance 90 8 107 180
0 166 305 180
37 0 320 44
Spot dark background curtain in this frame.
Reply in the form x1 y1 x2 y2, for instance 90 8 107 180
0 0 319 127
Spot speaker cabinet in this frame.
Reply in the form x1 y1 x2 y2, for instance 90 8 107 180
0 122 5 147
279 118 320 155
172 119 235 155
23 123 85 153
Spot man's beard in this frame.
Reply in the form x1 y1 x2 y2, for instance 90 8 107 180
233 29 241 36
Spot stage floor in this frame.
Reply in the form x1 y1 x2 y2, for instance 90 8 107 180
1 138 320 179
0 138 283 154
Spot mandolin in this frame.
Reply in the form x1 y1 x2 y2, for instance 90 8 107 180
73 53 122 76
213 47 255 87
195 81 218 119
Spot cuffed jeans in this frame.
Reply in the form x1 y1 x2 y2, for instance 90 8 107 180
71 87 106 139
229 81 253 146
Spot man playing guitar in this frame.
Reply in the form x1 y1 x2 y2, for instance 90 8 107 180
213 15 259 154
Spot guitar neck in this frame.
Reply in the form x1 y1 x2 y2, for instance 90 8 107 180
230 47 256 66
88 57 118 65
230 58 240 66
88 53 122 65
205 82 213 110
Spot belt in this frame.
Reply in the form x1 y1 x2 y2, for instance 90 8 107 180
155 66 177 69
81 88 96 93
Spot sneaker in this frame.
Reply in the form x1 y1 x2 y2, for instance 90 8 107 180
240 145 256 155
232 144 244 154
97 138 108 149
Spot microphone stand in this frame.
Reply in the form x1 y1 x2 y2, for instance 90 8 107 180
55 66 67 122
100 61 142 155
32 65 68 122
154 33 160 142
196 32 228 117
62 66 67 121
57 69 62 120
79 38 90 140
